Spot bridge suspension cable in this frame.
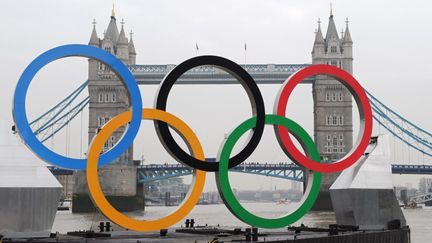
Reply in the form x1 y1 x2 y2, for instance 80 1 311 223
26 79 432 162
366 91 432 157
24 80 89 143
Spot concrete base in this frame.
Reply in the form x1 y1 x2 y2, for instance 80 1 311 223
330 136 406 230
0 187 62 238
331 188 406 229
0 121 63 238
72 193 144 213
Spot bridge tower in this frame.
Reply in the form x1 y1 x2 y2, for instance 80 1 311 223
72 8 143 212
311 10 353 210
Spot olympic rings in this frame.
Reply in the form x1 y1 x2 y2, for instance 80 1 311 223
274 65 373 173
217 115 322 228
13 44 142 170
154 55 266 172
86 108 206 231
13 45 373 231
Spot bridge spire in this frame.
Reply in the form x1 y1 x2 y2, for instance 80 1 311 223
105 6 119 42
128 30 136 64
88 18 99 46
343 17 352 43
118 19 128 45
330 2 333 17
129 30 136 54
314 18 324 43
325 4 339 40
111 4 116 18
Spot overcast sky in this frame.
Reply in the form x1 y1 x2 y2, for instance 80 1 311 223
1 0 432 189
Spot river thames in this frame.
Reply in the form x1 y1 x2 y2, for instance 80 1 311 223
52 202 429 243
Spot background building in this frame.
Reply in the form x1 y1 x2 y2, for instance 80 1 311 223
55 174 75 200
419 177 432 194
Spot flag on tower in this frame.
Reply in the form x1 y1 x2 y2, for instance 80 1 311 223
244 43 247 51
196 43 199 51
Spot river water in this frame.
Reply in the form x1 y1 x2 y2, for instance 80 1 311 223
52 202 430 243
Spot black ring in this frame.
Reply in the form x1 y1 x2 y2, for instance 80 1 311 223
154 55 265 172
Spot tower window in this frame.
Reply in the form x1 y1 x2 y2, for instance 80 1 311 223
99 62 111 72
111 92 116 102
326 115 345 126
324 134 345 154
326 92 344 102
326 116 332 125
98 93 103 103
103 141 110 151
332 136 338 146
98 116 113 127
331 60 338 66
339 116 344 125
331 46 337 53
105 93 109 102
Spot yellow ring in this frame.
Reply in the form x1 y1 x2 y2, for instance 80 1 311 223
86 108 206 231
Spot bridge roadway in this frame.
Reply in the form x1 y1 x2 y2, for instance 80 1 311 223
129 64 313 85
48 163 432 183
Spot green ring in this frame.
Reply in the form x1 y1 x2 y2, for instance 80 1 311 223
217 114 322 228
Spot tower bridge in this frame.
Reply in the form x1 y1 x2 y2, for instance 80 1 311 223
25 8 432 212
78 8 353 212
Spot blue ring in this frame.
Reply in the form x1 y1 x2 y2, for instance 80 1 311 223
13 44 142 170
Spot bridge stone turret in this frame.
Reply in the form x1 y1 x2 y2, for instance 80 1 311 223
72 8 143 213
311 10 354 210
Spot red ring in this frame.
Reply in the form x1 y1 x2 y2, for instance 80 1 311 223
274 64 373 173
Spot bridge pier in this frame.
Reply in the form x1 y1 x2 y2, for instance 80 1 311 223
72 165 144 213
136 181 146 210
310 173 339 211
72 193 143 213
165 192 171 206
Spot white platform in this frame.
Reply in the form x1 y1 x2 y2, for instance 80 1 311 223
330 135 406 229
0 120 62 238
